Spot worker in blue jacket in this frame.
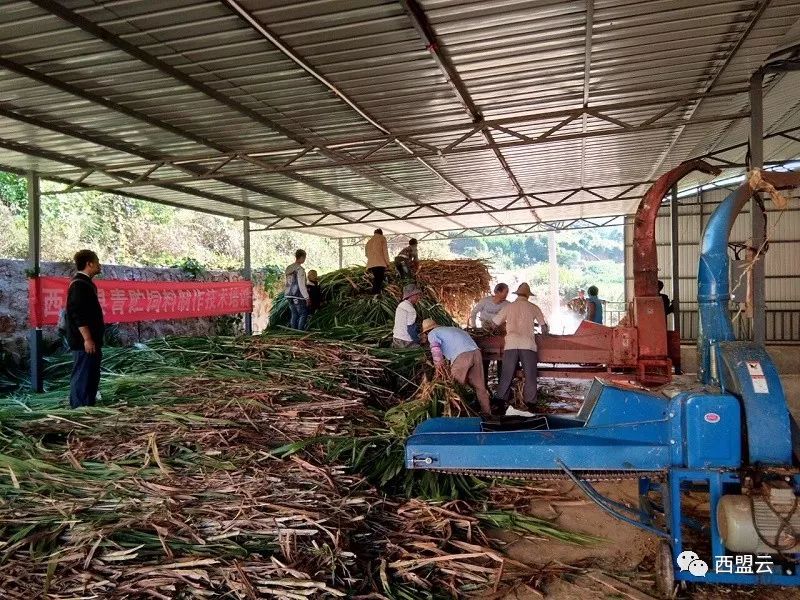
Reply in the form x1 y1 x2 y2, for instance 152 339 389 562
586 285 604 324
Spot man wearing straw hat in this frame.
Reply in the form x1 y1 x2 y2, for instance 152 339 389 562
392 284 423 348
492 282 549 411
422 319 492 417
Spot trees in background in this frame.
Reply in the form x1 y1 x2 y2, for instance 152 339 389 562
0 170 623 295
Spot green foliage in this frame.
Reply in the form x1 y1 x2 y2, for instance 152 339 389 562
257 265 284 296
450 228 624 270
171 256 207 279
0 170 349 272
0 172 27 214
268 265 456 343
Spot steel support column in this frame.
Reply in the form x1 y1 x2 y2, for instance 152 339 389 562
548 231 559 323
338 239 344 270
749 70 766 344
27 172 43 393
670 186 681 335
243 215 253 336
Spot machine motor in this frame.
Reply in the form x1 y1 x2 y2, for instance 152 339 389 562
718 480 800 554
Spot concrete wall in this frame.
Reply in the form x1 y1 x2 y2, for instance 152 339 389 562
0 259 270 361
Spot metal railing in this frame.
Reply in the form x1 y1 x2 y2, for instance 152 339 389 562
603 302 800 344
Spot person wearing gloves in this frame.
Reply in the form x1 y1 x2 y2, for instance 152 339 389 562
392 284 423 348
422 319 492 417
285 249 310 330
492 282 549 411
365 228 391 295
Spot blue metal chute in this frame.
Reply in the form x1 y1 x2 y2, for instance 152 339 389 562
696 172 796 465
696 185 746 384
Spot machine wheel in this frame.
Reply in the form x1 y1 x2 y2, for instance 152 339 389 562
655 540 676 599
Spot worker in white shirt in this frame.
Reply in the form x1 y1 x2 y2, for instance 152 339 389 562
422 319 492 416
468 283 510 328
492 282 549 411
469 282 510 387
392 284 423 348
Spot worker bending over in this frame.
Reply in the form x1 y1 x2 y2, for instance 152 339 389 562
492 283 548 411
422 319 492 417
394 238 419 279
468 283 510 328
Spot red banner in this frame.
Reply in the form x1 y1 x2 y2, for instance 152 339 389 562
28 277 253 327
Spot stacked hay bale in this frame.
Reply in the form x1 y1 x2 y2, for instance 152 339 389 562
416 259 491 324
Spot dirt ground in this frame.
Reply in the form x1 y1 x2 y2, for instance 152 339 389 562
491 376 800 600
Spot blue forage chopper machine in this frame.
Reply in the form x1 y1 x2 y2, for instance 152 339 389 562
405 170 800 596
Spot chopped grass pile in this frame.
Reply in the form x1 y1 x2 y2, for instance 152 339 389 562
0 333 597 598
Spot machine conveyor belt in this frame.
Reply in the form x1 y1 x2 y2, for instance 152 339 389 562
429 468 667 482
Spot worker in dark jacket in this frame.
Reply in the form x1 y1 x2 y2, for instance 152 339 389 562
394 238 419 279
65 249 105 408
307 270 323 318
658 280 674 324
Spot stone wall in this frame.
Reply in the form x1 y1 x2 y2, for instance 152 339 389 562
0 260 270 361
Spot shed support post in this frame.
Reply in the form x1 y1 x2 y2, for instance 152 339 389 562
749 70 766 344
670 185 680 334
243 216 253 336
338 238 344 270
27 172 43 393
547 231 559 323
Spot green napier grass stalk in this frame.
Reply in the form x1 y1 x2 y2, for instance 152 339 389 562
477 510 604 546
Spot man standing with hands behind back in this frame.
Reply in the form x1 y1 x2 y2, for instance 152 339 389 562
65 249 105 408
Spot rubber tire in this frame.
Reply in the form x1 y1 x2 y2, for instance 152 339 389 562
655 540 676 599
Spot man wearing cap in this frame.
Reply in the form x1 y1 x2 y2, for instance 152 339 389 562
392 284 423 348
493 282 549 410
422 319 492 416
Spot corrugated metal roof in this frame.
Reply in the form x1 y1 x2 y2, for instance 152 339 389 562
0 0 798 239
